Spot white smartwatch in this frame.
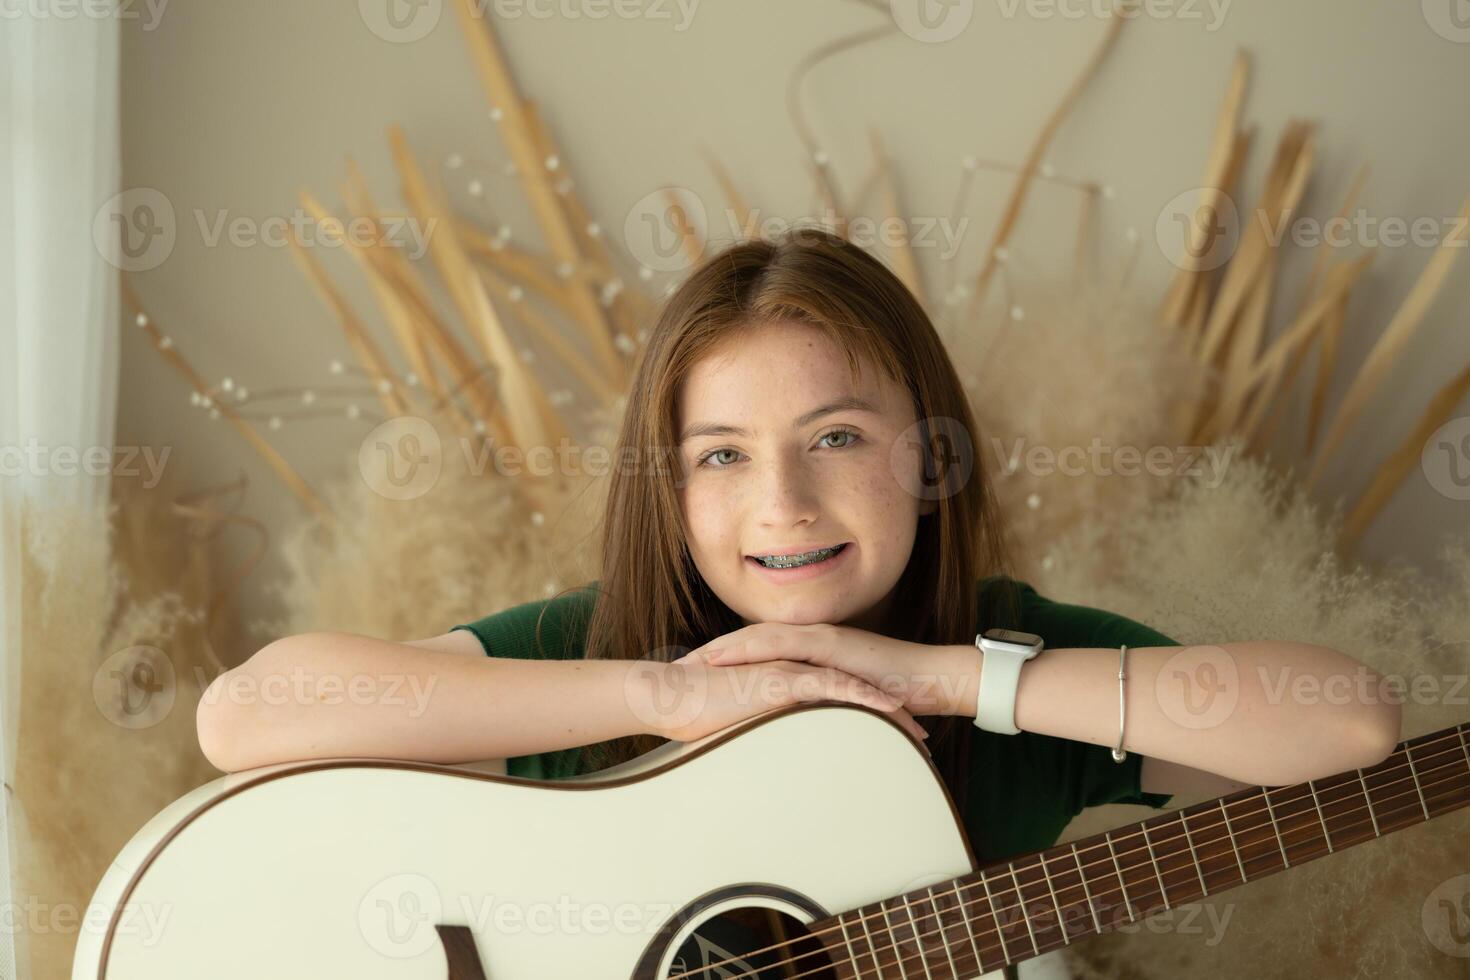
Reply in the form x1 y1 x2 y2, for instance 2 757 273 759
973 627 1045 735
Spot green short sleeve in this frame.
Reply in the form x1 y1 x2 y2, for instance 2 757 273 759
1013 580 1176 812
966 578 1175 861
450 586 597 662
449 585 601 780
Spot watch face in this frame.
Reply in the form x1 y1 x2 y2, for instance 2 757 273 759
984 628 1043 647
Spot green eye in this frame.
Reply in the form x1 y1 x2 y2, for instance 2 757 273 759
695 427 863 469
705 449 739 467
822 428 859 449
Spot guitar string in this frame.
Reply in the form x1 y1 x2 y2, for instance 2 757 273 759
680 757 1470 980
667 729 1468 980
662 727 1469 980
675 737 1470 979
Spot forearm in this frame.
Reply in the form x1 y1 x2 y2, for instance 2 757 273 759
924 641 1403 786
196 632 654 772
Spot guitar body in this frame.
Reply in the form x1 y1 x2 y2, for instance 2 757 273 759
74 702 1006 979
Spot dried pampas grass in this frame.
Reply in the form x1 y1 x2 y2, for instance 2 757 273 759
255 403 613 644
1040 454 1469 978
9 471 221 979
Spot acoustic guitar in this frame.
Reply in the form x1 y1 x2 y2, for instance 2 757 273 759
72 701 1470 978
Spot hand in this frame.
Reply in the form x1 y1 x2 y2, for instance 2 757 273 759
629 656 931 752
671 622 957 717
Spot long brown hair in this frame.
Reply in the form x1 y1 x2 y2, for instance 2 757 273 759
569 225 1018 814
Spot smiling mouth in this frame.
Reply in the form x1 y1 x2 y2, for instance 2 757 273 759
747 542 849 569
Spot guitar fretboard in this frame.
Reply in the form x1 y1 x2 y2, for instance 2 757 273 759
816 722 1470 979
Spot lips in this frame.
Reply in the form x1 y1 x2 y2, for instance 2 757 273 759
746 542 848 559
745 541 853 580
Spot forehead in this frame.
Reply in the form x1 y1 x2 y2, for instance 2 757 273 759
675 322 904 430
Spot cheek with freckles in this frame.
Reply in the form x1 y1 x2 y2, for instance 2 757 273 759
849 458 923 573
678 482 737 575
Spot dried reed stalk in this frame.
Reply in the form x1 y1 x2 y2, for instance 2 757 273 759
1306 194 1470 489
387 123 563 453
702 142 754 234
1342 359 1470 544
867 126 928 309
1196 255 1374 446
339 160 455 410
449 0 623 379
1160 50 1251 328
520 96 647 358
120 281 332 526
285 202 415 419
963 13 1130 328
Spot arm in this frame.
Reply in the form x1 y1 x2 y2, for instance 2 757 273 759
1140 755 1254 799
194 631 658 773
924 640 1403 787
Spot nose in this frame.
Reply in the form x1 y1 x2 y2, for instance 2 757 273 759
752 450 821 528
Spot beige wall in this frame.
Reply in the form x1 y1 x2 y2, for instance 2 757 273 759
119 0 1470 650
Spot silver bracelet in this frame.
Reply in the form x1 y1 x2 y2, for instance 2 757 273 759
1111 644 1128 763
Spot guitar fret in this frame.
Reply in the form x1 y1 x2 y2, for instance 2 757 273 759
979 869 1012 964
1071 842 1103 935
902 896 935 980
1306 779 1333 853
1138 822 1170 910
1038 854 1069 945
1177 810 1209 897
949 878 986 973
1260 788 1290 869
878 899 909 980
1103 831 1137 923
1008 862 1041 957
1355 768 1381 836
836 913 858 977
807 724 1470 980
1218 798 1248 884
925 885 959 980
1404 743 1432 820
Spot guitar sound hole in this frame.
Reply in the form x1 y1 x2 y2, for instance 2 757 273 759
667 907 838 979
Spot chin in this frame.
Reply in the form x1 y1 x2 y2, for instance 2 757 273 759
753 598 845 627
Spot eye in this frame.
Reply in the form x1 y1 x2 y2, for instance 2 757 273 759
693 427 864 469
696 447 742 469
820 426 861 450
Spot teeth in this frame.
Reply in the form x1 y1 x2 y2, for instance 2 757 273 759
755 545 842 569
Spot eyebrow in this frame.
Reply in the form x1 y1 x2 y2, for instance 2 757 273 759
679 396 879 443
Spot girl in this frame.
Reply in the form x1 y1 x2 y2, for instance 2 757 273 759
198 226 1401 873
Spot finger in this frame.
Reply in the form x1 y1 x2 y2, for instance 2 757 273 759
705 643 792 667
787 663 902 712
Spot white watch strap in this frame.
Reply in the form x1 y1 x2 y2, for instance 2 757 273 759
974 641 1034 735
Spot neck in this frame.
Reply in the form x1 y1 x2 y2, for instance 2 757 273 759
808 722 1470 977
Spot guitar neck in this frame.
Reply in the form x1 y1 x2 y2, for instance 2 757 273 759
816 722 1470 978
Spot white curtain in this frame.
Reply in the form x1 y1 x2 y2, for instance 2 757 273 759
0 6 121 979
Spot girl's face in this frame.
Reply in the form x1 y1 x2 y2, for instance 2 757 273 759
674 321 936 632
